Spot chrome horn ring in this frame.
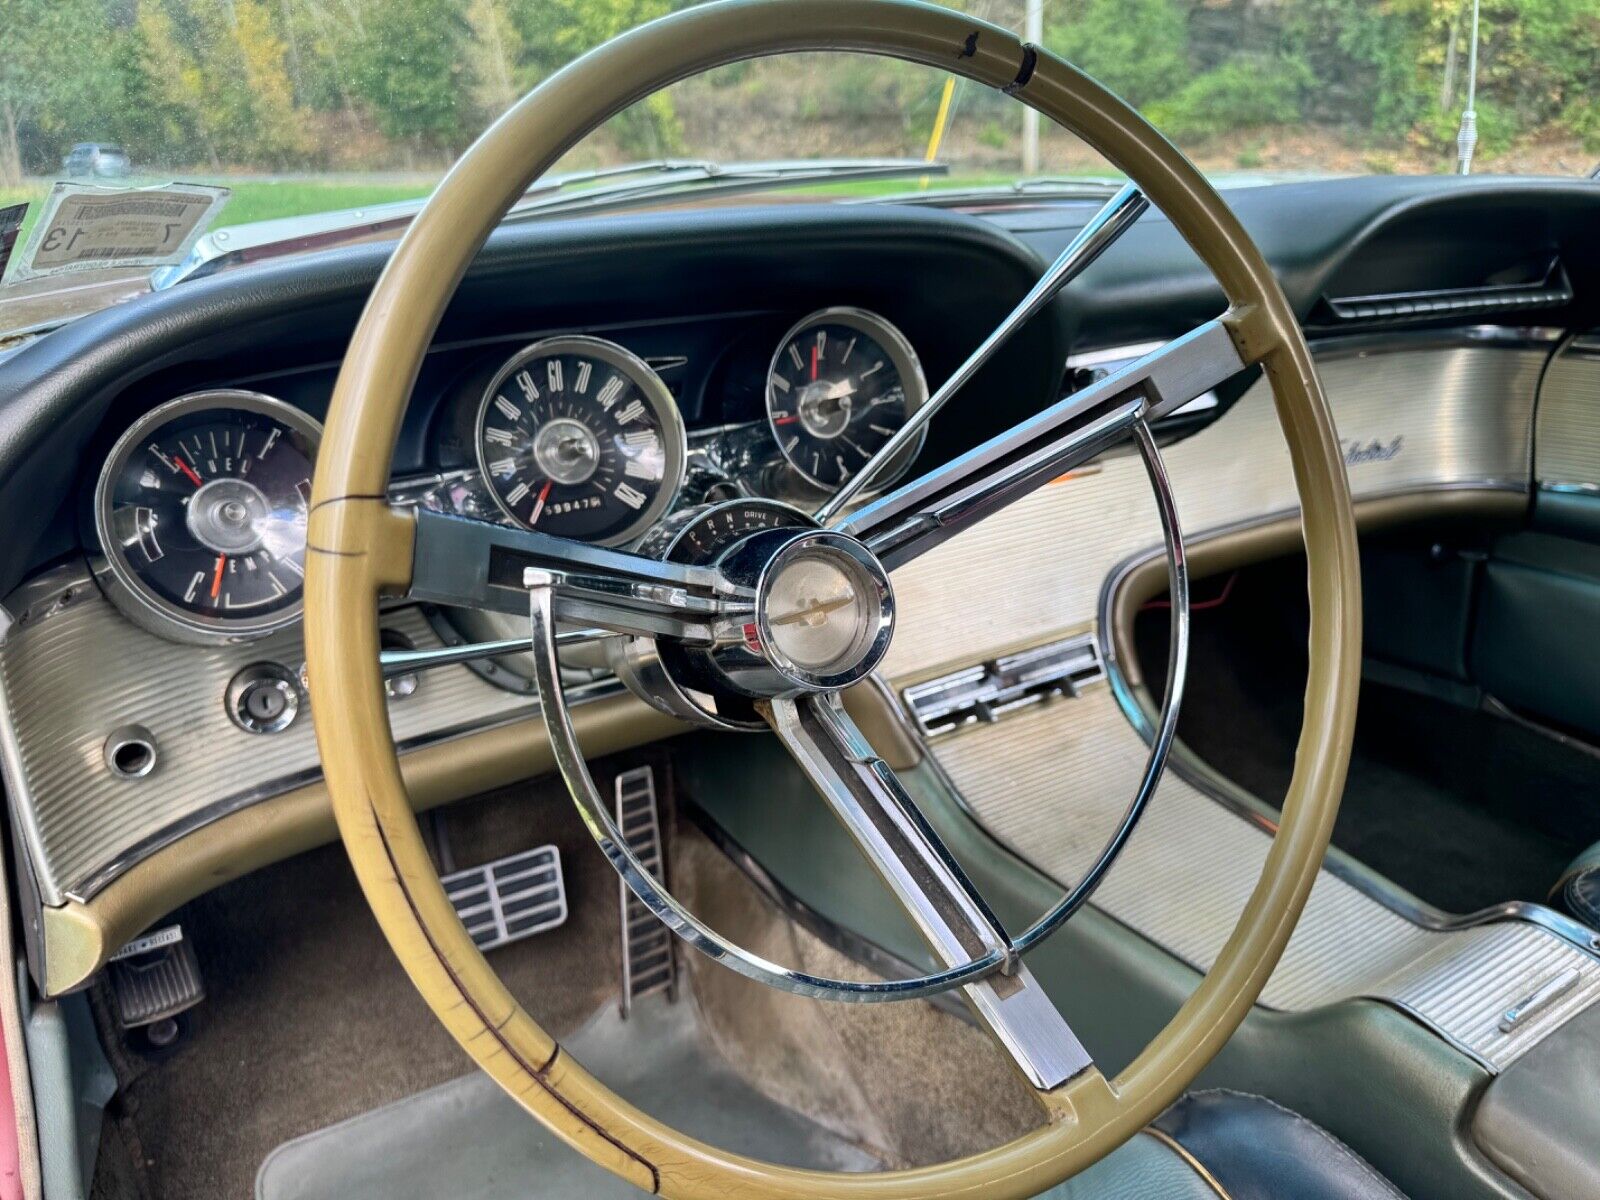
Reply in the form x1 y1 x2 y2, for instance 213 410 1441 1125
522 415 1188 1003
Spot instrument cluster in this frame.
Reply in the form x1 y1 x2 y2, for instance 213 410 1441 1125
89 306 928 645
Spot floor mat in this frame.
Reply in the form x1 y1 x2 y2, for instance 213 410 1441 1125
92 776 636 1200
256 995 880 1200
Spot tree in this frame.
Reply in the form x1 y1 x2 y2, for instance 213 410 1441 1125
509 0 684 157
122 0 307 170
1046 0 1189 109
347 0 472 157
0 0 125 184
466 0 522 125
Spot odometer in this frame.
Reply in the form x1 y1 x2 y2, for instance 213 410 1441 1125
92 391 319 643
474 336 685 545
766 307 928 495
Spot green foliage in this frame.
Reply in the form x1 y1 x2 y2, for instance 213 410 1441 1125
347 0 471 152
1047 0 1188 108
507 0 684 155
1563 98 1600 153
0 0 126 184
2 0 1599 184
1147 54 1315 142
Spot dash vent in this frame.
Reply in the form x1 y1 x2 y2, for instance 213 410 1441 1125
1320 258 1571 324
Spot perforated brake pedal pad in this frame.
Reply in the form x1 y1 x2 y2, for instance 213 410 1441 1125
441 844 569 952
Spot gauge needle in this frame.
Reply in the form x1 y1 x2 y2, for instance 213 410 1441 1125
530 480 553 525
770 595 854 626
176 457 203 487
810 344 819 382
210 555 226 601
773 415 799 425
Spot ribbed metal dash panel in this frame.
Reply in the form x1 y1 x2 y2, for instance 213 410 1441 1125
933 687 1600 1070
0 586 532 903
1535 336 1600 487
885 342 1543 678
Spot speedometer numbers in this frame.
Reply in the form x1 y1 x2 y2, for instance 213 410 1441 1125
766 307 928 495
93 390 319 643
475 336 685 546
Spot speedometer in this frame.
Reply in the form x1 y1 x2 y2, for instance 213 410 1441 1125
766 307 927 495
92 390 319 643
474 335 685 546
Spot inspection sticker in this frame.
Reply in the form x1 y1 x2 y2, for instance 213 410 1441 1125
8 182 230 281
0 202 25 282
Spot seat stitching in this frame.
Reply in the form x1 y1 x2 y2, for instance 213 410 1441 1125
1140 1127 1233 1199
1185 1088 1408 1200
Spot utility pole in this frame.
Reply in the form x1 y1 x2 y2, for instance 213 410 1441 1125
1455 0 1481 174
1021 0 1043 175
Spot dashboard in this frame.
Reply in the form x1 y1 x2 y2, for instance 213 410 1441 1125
4 176 1600 998
88 305 930 646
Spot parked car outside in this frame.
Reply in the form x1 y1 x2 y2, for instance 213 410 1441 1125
61 142 131 178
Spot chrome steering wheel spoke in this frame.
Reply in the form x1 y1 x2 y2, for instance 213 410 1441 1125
523 577 1008 1003
407 507 754 641
835 319 1245 570
764 692 1094 1090
420 165 1201 1098
815 182 1150 522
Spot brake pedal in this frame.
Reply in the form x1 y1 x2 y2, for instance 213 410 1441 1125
108 925 204 1030
616 765 676 1015
442 845 568 951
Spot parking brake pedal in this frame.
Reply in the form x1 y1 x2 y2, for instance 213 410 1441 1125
109 925 204 1032
616 765 676 1016
442 844 568 951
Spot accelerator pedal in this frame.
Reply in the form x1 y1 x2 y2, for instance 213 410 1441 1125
442 845 568 952
616 765 677 1015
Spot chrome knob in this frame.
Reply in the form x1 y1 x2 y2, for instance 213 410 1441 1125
226 663 301 734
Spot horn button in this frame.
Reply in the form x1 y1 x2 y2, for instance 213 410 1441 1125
755 535 891 688
622 511 896 712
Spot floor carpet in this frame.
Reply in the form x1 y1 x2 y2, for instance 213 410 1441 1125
1136 564 1600 914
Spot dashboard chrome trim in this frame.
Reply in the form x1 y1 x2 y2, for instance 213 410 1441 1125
0 325 1572 1010
882 330 1549 679
61 673 626 904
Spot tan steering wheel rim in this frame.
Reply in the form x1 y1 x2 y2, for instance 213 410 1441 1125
304 1 1361 1195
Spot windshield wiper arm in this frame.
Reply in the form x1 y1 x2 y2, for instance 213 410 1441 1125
500 158 951 220
858 176 1127 207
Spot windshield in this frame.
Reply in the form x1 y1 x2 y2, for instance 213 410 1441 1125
1 0 1596 305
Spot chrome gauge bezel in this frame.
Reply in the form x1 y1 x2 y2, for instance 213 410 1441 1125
90 389 322 645
473 334 687 547
764 306 929 498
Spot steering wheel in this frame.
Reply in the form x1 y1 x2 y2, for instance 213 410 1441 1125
305 1 1360 1195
